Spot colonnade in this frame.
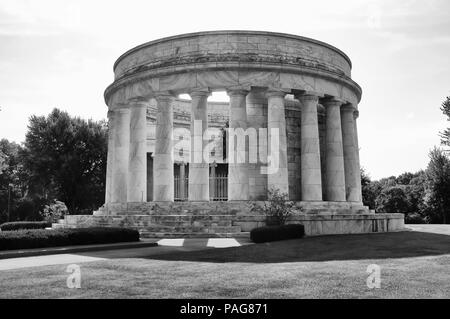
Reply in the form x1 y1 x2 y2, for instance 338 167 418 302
105 87 362 204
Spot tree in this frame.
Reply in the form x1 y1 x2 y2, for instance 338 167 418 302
439 96 450 146
0 139 27 222
20 108 108 214
424 147 450 223
379 176 397 188
361 168 378 209
396 172 415 185
375 186 410 214
404 171 426 213
0 150 7 173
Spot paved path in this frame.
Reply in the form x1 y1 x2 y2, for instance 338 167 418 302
406 224 450 235
0 238 252 271
0 254 106 271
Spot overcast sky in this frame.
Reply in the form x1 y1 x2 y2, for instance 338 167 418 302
0 0 449 179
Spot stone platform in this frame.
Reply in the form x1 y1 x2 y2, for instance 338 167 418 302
53 202 405 238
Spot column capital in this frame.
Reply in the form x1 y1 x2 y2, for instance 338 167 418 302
293 90 324 101
321 96 345 107
115 106 130 113
265 87 287 98
129 100 148 109
226 86 250 97
246 89 267 104
341 103 357 113
189 88 211 98
127 95 150 105
295 93 320 103
110 102 130 112
154 91 176 102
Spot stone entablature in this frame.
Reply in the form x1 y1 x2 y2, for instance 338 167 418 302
105 31 361 109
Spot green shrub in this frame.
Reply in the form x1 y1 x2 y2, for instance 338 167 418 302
250 224 305 243
40 200 68 223
250 188 294 226
405 212 428 224
0 221 51 231
10 197 48 222
0 227 140 251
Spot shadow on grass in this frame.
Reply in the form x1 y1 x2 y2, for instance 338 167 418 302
137 231 450 263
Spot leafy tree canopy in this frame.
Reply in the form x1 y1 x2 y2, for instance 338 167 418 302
375 186 410 214
20 108 108 214
439 96 450 146
424 147 450 223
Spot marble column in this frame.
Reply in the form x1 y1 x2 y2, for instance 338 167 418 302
246 89 268 200
227 88 250 200
266 89 289 195
323 98 346 202
154 93 175 201
127 101 147 202
210 162 217 200
189 89 210 201
179 163 186 200
105 110 115 205
353 110 363 202
296 94 323 201
341 104 363 203
111 107 130 203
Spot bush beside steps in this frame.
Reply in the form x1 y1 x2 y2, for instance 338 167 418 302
250 224 305 243
0 227 140 251
0 221 52 231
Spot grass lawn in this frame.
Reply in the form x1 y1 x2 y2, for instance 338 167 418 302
0 227 449 298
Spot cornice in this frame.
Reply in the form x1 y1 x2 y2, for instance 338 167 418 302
104 62 362 106
113 30 353 72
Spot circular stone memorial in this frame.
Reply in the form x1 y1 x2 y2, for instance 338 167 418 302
59 31 404 237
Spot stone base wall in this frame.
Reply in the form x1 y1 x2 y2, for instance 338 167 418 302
234 213 405 236
55 201 405 238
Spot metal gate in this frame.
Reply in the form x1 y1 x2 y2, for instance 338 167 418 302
174 174 228 201
174 176 188 201
209 173 228 201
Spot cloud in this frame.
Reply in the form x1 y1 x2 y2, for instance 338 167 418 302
0 0 81 36
364 0 450 51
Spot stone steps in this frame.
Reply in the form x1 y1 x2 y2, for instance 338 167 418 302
117 208 371 216
91 215 236 229
129 225 242 233
121 221 234 227
122 210 240 216
113 214 235 220
139 231 250 239
53 220 244 238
